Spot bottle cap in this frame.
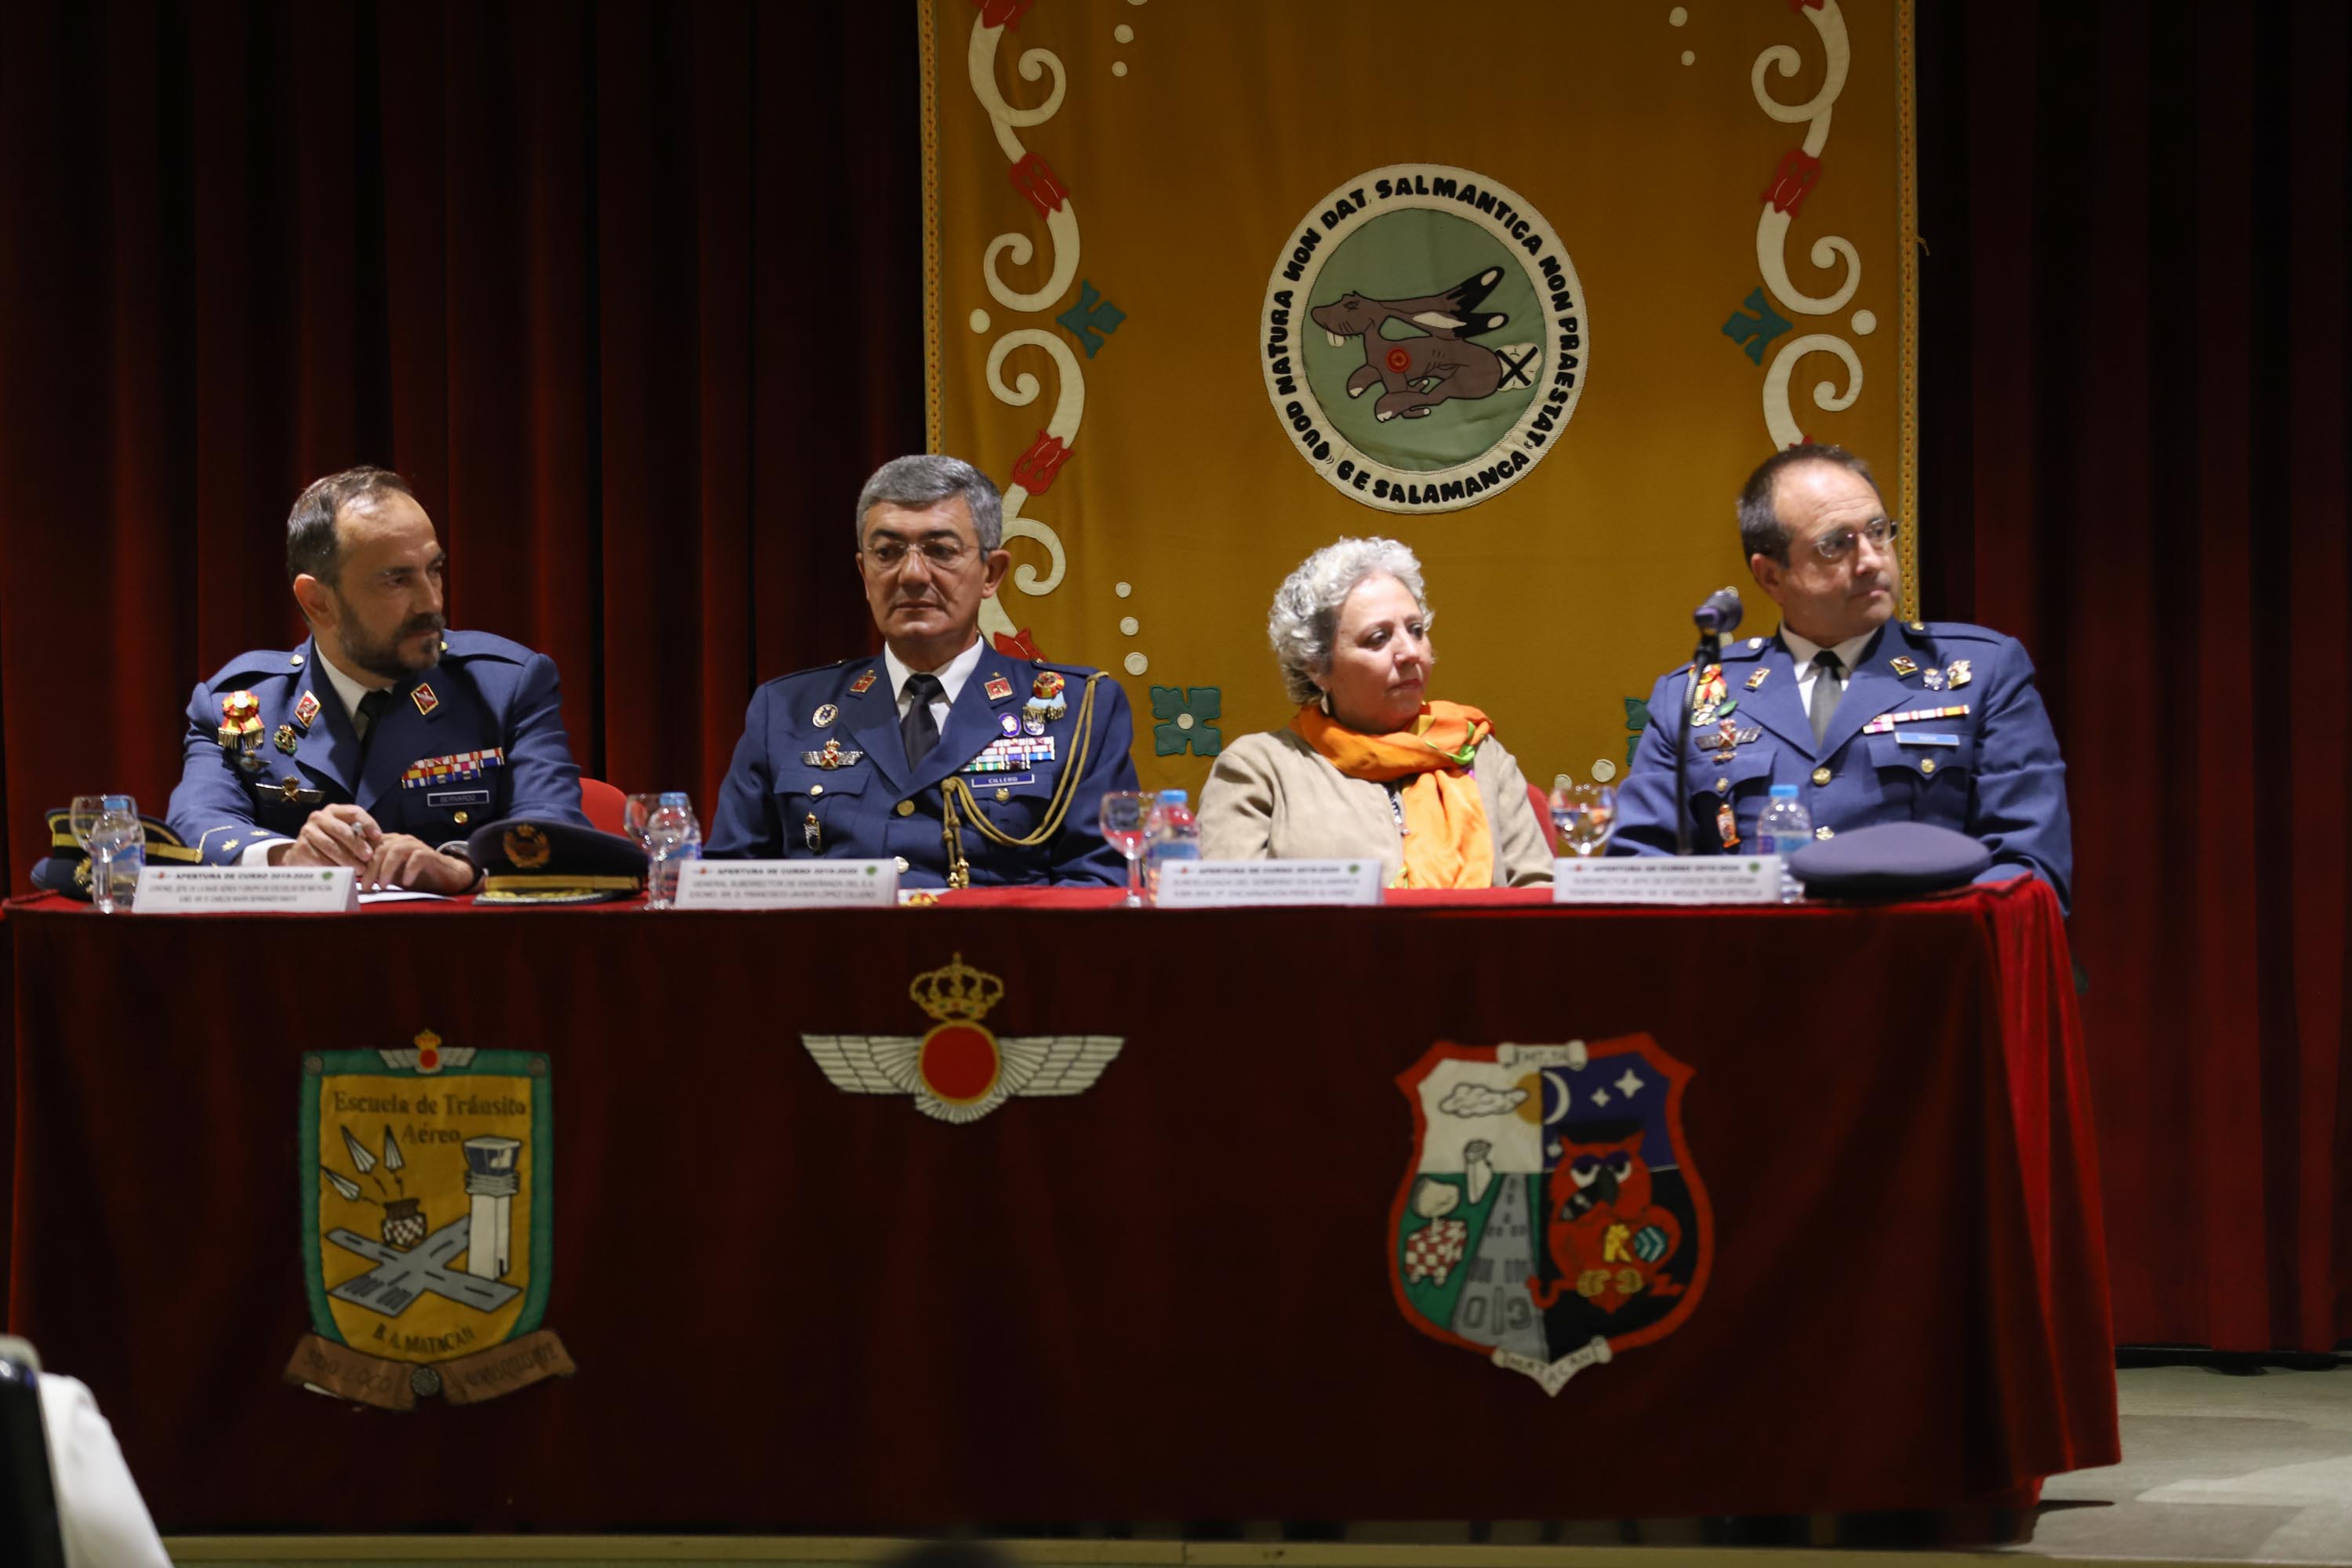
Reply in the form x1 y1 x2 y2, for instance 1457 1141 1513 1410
1769 783 1799 799
657 791 691 808
1157 789 1188 804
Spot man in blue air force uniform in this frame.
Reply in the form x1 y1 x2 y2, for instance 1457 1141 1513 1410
166 466 587 891
706 455 1137 886
1613 445 2073 912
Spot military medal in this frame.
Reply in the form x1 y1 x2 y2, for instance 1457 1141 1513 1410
1022 713 1047 736
292 689 320 731
1695 722 1761 753
811 702 840 728
411 682 440 717
273 723 299 755
1889 656 1919 677
1946 659 1973 688
1922 667 1946 691
985 674 1014 702
1716 801 1740 851
999 713 1021 737
803 812 822 851
848 670 877 695
278 775 324 804
1688 664 1728 726
1746 668 1770 691
1025 669 1067 724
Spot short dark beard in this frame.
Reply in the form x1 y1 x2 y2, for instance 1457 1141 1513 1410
331 593 445 684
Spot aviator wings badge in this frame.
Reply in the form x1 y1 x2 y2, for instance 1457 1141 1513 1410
803 952 1123 1124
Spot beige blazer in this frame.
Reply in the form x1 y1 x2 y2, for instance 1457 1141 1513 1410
1197 728 1553 887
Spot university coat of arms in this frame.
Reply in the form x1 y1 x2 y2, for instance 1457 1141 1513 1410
287 1033 573 1410
1390 1034 1711 1394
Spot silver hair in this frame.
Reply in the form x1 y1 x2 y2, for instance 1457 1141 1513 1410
853 454 1004 550
1267 535 1432 706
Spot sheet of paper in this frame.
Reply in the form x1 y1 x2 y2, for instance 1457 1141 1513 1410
137 866 359 913
1154 859 1385 908
673 859 899 909
1551 856 1780 906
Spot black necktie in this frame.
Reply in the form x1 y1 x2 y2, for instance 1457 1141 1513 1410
354 689 392 749
900 673 944 769
1808 651 1844 750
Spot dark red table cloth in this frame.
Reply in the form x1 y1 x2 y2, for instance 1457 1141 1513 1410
5 877 2115 1531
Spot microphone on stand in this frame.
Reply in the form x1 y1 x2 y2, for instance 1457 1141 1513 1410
1676 587 1744 857
1693 586 1744 637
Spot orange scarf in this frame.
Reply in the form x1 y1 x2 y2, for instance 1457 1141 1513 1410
1291 700 1496 889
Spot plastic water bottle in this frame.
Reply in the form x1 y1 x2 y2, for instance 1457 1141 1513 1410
1143 788 1199 903
644 790 702 909
1757 782 1811 904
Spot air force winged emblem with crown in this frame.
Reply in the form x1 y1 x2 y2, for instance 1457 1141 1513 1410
802 953 1123 1124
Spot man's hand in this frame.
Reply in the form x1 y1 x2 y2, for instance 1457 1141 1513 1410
273 804 382 869
361 835 476 895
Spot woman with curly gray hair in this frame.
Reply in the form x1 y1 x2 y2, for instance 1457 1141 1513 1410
1197 536 1551 888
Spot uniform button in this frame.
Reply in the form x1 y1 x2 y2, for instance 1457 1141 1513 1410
809 784 823 797
1811 766 1831 786
1920 758 1937 776
453 811 468 825
894 855 909 874
1910 620 1926 633
1714 776 1729 793
995 788 1011 804
290 653 305 666
1815 825 1835 840
895 800 915 817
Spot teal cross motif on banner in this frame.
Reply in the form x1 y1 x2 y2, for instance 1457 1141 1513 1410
1149 686 1222 757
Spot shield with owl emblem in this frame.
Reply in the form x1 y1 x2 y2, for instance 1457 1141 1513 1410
1388 1033 1712 1395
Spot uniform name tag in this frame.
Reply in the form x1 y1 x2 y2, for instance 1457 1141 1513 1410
426 788 493 807
1895 733 1961 747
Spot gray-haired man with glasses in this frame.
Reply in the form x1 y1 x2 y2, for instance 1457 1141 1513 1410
1613 444 2073 910
706 454 1138 886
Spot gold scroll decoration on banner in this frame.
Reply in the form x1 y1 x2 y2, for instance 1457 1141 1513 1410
925 0 1915 798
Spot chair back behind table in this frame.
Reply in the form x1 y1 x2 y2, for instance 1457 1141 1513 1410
579 778 627 837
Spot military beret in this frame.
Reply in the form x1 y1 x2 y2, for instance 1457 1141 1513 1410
30 806 202 900
466 817 648 906
1787 821 1993 902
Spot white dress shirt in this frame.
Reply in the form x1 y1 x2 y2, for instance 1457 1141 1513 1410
882 637 985 739
1780 625 1879 713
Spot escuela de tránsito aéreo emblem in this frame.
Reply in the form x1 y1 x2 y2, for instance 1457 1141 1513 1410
289 1032 572 1410
1392 1034 1711 1394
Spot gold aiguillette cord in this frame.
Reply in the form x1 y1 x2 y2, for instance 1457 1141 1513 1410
938 673 1105 889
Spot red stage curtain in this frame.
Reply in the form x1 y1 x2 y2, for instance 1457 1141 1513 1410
1915 0 2350 1348
0 0 923 888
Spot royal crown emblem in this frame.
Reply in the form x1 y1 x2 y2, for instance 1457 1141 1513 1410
804 953 1122 1125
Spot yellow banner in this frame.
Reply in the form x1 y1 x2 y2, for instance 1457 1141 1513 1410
927 0 1915 797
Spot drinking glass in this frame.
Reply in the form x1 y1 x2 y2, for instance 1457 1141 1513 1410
1098 790 1151 907
1549 778 1616 858
85 794 146 913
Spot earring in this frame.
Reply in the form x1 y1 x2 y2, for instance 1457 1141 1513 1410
1317 688 1333 717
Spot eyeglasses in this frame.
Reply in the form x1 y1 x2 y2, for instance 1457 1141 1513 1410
1809 517 1901 564
861 538 975 571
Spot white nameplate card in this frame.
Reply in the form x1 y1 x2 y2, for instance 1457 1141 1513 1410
1551 856 1780 906
137 866 359 913
673 859 898 909
1154 858 1385 908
